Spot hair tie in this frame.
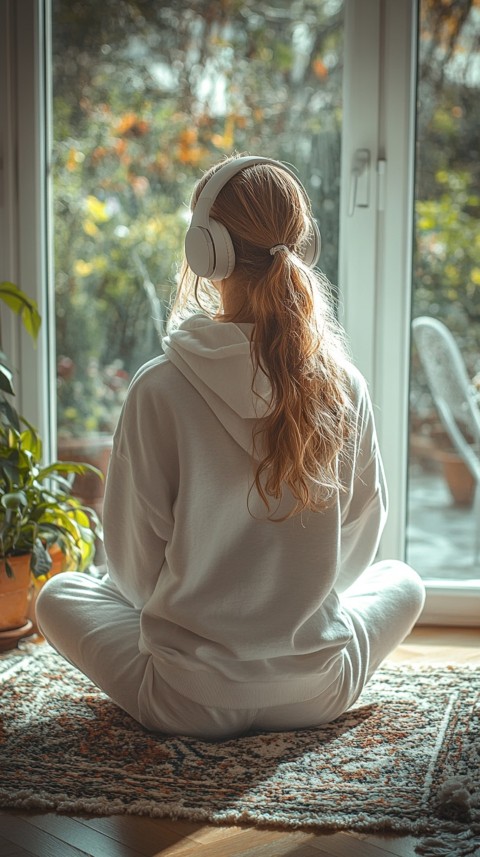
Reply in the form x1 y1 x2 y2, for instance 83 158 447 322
269 244 289 256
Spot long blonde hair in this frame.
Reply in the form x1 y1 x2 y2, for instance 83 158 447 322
170 155 353 519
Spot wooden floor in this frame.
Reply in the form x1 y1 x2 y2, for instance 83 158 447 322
1 626 479 857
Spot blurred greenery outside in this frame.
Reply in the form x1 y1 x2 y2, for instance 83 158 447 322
52 0 480 449
53 0 344 442
412 0 480 429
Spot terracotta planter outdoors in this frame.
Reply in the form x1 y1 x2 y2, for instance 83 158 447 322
435 450 475 506
57 435 111 566
0 554 32 632
410 430 475 506
57 434 111 517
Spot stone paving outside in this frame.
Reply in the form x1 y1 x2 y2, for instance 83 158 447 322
406 463 480 583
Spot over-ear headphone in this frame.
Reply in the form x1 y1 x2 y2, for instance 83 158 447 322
184 156 321 281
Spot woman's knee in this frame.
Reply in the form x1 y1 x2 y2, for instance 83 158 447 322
35 573 66 633
35 572 97 638
344 559 426 633
389 561 426 620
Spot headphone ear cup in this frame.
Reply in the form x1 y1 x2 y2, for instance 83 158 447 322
207 218 236 280
185 218 235 280
301 219 321 269
185 224 216 278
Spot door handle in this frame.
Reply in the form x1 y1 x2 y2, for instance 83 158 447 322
348 149 370 216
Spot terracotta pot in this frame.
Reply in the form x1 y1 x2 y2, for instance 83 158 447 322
0 554 32 632
438 453 475 506
410 430 475 506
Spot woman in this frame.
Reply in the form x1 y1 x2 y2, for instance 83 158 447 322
37 155 425 739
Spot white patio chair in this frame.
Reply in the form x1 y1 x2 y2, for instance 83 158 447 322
412 315 480 566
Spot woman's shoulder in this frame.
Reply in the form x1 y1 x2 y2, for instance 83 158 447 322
342 360 370 404
122 353 188 415
129 353 170 389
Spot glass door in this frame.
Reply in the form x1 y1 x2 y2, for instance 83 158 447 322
406 1 480 612
50 0 345 519
9 0 425 598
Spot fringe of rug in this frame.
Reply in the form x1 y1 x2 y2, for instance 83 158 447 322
416 830 480 857
415 775 480 857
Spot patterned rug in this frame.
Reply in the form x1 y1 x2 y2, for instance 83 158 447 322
0 644 479 857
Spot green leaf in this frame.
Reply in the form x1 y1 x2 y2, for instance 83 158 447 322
4 558 14 579
1 491 28 511
44 472 74 493
38 460 104 481
0 282 41 343
0 359 15 395
64 504 91 528
0 460 20 485
31 538 53 577
52 509 82 539
0 397 20 431
19 428 42 461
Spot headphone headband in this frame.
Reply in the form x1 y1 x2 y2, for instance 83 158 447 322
185 155 321 279
190 156 305 226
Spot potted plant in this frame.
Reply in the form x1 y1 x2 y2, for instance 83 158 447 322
410 415 475 506
0 282 103 646
0 281 41 401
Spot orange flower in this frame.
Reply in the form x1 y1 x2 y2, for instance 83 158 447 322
179 128 198 146
66 148 78 171
177 128 204 165
115 113 150 137
178 145 204 166
211 115 235 149
312 58 329 79
115 112 139 134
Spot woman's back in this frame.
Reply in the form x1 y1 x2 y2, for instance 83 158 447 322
102 311 386 708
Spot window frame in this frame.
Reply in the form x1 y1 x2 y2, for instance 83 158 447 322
0 0 54 460
339 0 417 566
340 0 480 625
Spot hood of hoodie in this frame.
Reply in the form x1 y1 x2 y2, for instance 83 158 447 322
162 314 272 456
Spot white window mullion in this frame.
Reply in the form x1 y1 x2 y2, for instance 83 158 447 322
338 0 381 391
0 0 20 384
374 0 417 563
10 0 52 459
340 0 417 564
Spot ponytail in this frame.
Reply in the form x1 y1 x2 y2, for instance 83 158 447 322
249 250 352 519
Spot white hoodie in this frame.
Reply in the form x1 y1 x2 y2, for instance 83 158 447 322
102 314 387 708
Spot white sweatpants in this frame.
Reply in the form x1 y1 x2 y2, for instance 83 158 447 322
36 561 425 740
